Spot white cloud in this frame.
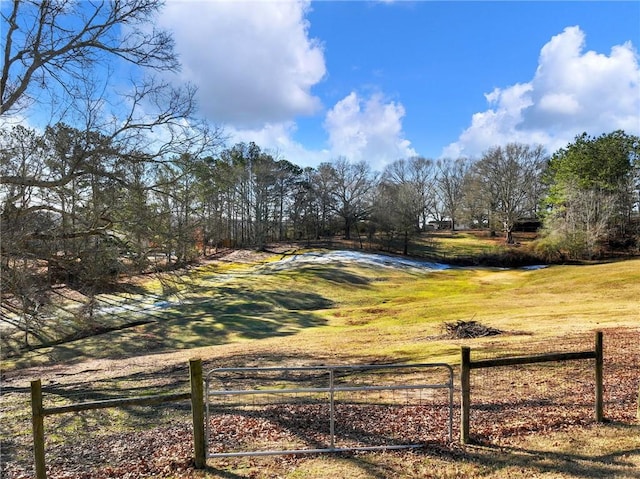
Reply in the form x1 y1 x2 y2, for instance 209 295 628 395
226 121 330 167
158 0 325 127
443 26 640 158
156 1 416 171
538 93 580 115
0 113 30 130
324 92 417 170
443 82 535 158
228 91 417 171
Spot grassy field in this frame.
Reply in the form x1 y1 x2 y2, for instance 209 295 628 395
2 234 639 478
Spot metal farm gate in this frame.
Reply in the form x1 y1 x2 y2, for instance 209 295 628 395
205 363 454 457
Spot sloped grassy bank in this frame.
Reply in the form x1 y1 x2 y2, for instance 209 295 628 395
0 231 592 360
3 245 640 370
2 241 639 479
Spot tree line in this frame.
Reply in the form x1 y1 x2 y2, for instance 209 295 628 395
2 123 638 274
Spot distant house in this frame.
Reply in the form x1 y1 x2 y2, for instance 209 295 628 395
513 218 542 232
427 220 452 230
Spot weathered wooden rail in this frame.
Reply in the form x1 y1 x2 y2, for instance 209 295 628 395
29 332 614 476
30 358 206 479
460 331 604 444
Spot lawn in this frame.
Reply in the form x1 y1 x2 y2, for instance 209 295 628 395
1 242 639 478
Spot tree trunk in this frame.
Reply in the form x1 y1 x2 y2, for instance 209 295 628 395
344 218 351 240
505 221 514 244
505 229 514 244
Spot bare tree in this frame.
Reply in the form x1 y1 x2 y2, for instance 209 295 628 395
436 158 471 231
286 166 335 242
0 0 221 253
1 0 177 116
373 178 422 254
1 0 219 175
540 182 618 260
0 0 223 348
374 157 434 253
473 144 547 243
384 157 437 231
326 157 378 241
311 163 340 238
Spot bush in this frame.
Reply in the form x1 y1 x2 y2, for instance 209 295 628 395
472 248 546 267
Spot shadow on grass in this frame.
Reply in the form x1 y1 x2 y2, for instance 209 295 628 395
4 257 383 370
10 286 335 366
339 435 640 479
289 264 373 285
143 286 333 345
460 426 640 478
200 437 637 479
203 465 249 479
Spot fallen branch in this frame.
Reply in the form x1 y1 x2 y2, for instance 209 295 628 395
443 320 502 339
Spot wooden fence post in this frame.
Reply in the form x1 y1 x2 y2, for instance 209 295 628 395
637 383 640 422
189 358 206 469
31 379 47 479
594 331 603 422
460 347 471 444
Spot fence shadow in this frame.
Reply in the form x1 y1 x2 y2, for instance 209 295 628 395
463 436 640 479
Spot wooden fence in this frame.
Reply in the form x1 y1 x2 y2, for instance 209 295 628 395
29 333 613 475
460 331 604 444
30 358 206 479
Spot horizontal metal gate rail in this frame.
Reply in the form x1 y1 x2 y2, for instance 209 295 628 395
205 363 454 458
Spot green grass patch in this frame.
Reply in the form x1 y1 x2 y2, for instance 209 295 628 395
6 254 640 369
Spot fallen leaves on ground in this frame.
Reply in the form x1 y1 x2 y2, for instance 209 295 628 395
2 329 638 478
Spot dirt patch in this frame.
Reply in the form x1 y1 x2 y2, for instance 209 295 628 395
218 244 301 264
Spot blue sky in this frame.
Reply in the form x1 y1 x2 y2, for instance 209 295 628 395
6 1 640 172
302 1 640 159
155 0 638 171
